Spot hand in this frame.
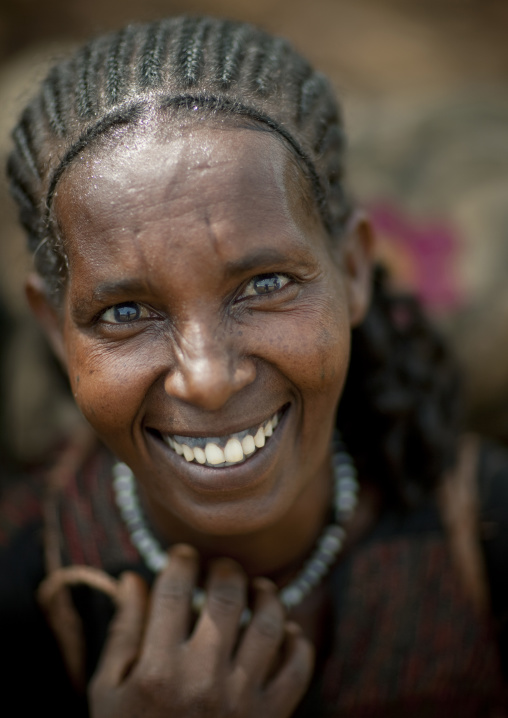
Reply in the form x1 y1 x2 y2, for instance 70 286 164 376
89 544 314 717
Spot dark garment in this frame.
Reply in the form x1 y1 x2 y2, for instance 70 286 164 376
1 443 507 716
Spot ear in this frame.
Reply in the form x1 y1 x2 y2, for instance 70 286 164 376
25 273 67 367
340 210 375 328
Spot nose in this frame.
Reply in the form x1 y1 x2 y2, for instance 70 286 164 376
164 322 256 411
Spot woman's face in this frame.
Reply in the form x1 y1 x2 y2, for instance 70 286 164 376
45 122 371 539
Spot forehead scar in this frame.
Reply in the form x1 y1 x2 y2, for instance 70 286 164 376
203 208 219 256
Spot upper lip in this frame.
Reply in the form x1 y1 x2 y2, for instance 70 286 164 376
146 403 288 440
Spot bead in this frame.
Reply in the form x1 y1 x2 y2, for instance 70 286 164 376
312 558 328 573
192 588 206 612
318 532 342 554
338 494 357 512
336 465 355 479
151 553 168 571
113 476 132 492
280 585 304 608
338 476 357 492
113 463 132 480
295 577 312 593
116 491 136 510
300 566 322 586
303 564 326 583
326 525 346 540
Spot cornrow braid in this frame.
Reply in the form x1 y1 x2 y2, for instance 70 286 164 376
139 20 171 88
215 21 251 87
254 37 291 96
298 72 329 125
75 38 108 119
6 16 461 501
12 107 41 182
42 67 66 137
176 17 210 87
105 26 136 106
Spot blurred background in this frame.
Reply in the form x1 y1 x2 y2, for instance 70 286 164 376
1 0 508 473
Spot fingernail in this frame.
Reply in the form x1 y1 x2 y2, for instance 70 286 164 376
252 577 277 593
284 621 302 636
169 543 199 560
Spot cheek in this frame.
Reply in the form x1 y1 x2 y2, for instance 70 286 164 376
248 295 350 397
64 333 159 435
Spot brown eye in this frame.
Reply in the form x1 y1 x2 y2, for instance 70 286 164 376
243 273 290 297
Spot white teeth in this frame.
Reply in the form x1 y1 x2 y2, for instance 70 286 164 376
163 409 283 467
242 434 256 455
193 446 206 464
254 427 265 448
205 443 225 465
224 437 244 463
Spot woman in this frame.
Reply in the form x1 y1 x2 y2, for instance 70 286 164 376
2 16 506 716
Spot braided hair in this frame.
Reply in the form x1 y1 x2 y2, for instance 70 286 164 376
6 16 461 503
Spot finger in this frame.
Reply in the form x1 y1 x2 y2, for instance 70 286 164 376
233 578 285 687
190 557 246 664
263 622 315 718
93 572 149 686
142 543 199 654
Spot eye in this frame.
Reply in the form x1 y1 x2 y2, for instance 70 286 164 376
242 273 290 297
99 302 153 324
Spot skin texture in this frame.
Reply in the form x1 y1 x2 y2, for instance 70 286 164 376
27 120 373 716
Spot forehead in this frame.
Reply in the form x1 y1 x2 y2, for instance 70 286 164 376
55 122 316 221
52 123 328 280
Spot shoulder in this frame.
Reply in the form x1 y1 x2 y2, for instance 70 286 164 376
477 440 508 613
0 465 90 715
0 466 45 548
478 439 508 514
0 467 46 620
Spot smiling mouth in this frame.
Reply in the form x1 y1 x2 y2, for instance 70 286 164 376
159 408 284 468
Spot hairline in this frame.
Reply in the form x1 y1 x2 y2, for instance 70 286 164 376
45 95 331 232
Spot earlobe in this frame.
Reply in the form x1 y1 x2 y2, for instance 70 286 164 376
25 273 67 367
342 211 375 327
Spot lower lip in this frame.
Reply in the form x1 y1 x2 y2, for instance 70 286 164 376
147 407 290 495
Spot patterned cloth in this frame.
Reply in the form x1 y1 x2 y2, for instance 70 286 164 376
1 442 507 716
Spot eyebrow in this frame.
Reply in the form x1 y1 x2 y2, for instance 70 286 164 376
91 279 150 302
71 278 150 318
223 247 313 276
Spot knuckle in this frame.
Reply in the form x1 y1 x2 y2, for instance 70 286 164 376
253 598 285 641
88 673 106 703
253 610 284 641
187 679 222 714
158 577 193 604
133 662 172 697
106 618 129 642
208 583 244 615
223 684 254 718
286 646 314 687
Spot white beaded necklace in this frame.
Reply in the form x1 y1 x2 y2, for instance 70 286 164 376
113 434 358 615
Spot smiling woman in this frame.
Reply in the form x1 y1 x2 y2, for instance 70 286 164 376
2 15 507 718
